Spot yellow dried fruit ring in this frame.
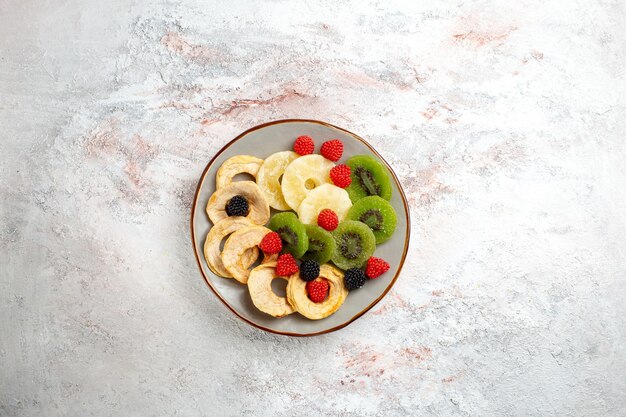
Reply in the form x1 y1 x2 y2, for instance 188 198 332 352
256 151 299 211
206 181 270 225
281 154 335 211
216 155 264 189
286 264 348 320
247 262 295 318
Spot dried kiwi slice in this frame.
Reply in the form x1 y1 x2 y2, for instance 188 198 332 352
268 212 309 258
301 224 336 264
331 220 376 270
346 196 397 244
345 155 392 203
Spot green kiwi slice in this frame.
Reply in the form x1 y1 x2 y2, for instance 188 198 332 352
346 196 397 244
301 225 336 264
331 220 376 270
345 155 393 203
268 212 309 258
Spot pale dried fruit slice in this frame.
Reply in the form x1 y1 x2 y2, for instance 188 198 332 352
286 264 347 320
206 181 270 225
281 154 335 211
216 155 264 189
204 217 259 278
247 261 295 318
256 151 299 210
222 225 277 284
296 183 352 225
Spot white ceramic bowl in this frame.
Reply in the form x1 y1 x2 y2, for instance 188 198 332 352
191 119 410 336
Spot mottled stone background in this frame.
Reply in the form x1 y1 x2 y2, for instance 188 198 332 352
1 0 625 416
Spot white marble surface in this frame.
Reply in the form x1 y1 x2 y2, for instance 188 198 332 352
1 1 625 416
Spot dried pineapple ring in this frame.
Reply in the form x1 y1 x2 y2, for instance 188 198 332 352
247 262 295 318
206 181 270 225
216 155 264 189
296 183 352 224
204 217 259 278
222 225 277 284
281 154 335 211
256 151 299 211
286 264 348 320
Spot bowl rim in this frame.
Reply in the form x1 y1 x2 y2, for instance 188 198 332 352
190 119 411 337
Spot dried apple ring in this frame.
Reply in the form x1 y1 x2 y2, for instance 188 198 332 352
286 264 347 320
204 217 259 278
206 181 270 225
247 262 295 317
216 155 264 189
222 226 277 284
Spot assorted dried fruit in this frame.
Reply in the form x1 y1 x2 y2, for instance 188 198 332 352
203 133 398 320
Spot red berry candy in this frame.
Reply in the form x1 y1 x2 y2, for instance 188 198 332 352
320 139 343 162
306 279 329 303
259 231 282 255
330 164 352 188
294 135 315 155
365 257 390 279
276 253 299 276
317 209 339 231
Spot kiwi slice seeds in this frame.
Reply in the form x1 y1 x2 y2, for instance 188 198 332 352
346 196 397 244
